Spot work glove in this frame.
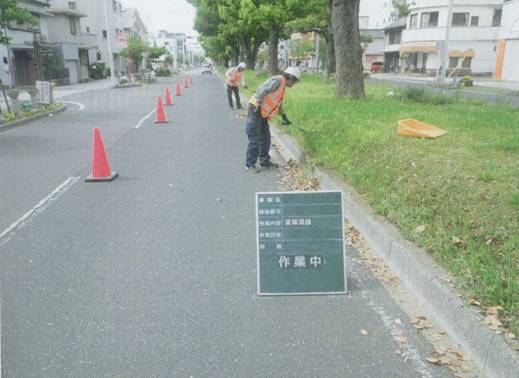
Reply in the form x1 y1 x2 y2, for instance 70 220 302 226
281 114 292 126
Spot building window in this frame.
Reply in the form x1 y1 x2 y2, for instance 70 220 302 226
452 13 469 26
461 57 472 69
69 17 77 35
103 30 107 38
389 30 401 45
470 16 479 26
409 13 419 29
421 12 438 28
449 57 459 68
359 16 369 29
112 0 117 12
492 9 502 27
68 1 76 9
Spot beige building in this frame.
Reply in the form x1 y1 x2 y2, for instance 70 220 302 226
494 0 519 81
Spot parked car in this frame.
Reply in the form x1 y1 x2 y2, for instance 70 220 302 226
370 62 384 74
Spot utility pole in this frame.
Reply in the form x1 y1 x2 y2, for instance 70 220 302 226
437 0 454 84
103 0 116 86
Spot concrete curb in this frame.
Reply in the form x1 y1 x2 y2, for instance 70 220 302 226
0 104 67 133
111 83 142 89
269 123 519 378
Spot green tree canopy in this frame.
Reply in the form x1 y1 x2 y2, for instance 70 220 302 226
0 0 36 45
120 35 149 72
148 46 168 59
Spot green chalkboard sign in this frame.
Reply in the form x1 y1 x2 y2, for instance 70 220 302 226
256 191 346 295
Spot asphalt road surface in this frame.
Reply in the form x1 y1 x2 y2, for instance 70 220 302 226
0 72 451 377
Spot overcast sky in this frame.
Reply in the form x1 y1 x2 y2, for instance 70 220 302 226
122 0 198 37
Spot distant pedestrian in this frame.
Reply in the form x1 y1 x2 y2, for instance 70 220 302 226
225 62 247 109
244 67 301 173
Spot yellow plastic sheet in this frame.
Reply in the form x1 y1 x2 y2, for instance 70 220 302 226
397 119 447 139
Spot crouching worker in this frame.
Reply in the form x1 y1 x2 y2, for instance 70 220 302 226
225 62 247 109
244 67 301 173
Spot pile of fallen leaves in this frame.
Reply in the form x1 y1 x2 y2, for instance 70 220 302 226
346 219 478 377
278 160 319 192
279 160 518 375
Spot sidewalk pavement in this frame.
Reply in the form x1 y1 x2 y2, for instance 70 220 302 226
371 73 519 91
0 79 114 112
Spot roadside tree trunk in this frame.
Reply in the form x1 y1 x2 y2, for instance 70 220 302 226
239 36 247 63
326 0 336 77
231 46 239 66
246 39 260 69
331 0 364 98
268 25 280 75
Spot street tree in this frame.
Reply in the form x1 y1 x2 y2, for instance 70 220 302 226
0 0 35 45
393 0 412 17
148 46 168 59
285 0 336 77
120 35 149 73
331 0 364 98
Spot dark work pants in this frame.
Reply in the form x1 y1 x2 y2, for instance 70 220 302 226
227 85 241 108
245 106 271 167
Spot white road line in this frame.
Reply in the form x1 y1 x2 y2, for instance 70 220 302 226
60 100 85 111
349 268 434 378
134 108 156 129
0 176 80 248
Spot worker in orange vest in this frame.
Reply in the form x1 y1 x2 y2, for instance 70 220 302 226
245 66 301 173
225 62 247 109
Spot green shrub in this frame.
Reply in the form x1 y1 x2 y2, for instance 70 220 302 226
399 86 454 105
89 63 106 79
155 68 171 77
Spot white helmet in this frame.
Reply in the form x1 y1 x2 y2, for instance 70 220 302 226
237 62 246 70
284 66 301 80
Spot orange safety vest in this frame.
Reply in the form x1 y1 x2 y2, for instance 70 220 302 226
227 68 243 87
260 76 286 120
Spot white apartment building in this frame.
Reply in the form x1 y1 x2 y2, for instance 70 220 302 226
359 0 399 69
359 0 399 29
78 0 126 74
495 0 519 80
155 31 179 68
400 0 503 76
45 0 99 84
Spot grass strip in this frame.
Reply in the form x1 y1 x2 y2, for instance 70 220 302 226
240 69 519 335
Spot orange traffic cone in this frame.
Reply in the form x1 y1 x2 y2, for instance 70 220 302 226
175 82 182 96
165 87 173 106
85 128 118 182
155 96 168 123
184 78 189 89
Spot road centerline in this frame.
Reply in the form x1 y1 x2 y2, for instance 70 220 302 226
134 108 157 129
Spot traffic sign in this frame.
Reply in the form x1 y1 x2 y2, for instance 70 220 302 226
256 191 346 295
36 81 51 105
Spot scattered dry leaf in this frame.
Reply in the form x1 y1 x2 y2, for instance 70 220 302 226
396 335 407 344
452 236 466 247
426 356 449 365
468 298 481 307
415 225 426 234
